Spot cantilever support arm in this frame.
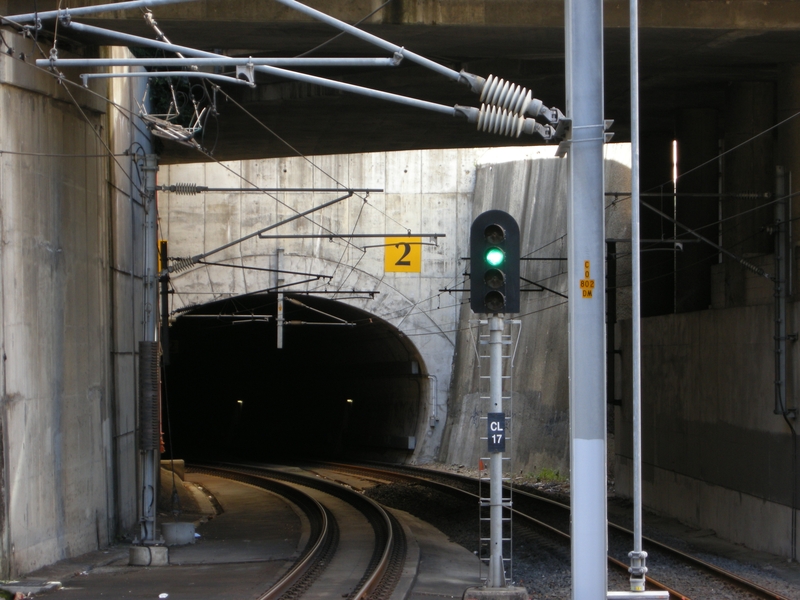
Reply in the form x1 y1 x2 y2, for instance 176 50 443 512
2 0 198 24
48 20 562 140
169 192 355 274
53 21 460 117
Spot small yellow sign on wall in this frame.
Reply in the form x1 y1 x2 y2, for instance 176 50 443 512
385 237 422 273
581 259 595 298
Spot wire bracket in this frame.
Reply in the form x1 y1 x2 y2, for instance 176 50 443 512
236 59 256 85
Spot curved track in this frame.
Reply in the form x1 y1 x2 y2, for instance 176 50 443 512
191 464 406 600
306 461 793 600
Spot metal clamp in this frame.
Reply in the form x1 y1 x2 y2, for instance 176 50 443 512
236 58 255 85
628 549 648 591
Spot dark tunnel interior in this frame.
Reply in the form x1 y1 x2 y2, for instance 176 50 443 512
163 293 428 464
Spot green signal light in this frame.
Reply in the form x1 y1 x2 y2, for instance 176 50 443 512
485 247 505 267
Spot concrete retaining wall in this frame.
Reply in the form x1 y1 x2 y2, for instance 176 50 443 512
616 300 799 557
441 145 631 476
162 147 489 463
0 35 145 576
163 144 632 473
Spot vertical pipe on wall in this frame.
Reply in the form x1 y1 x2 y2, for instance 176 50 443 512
143 155 159 342
138 341 160 543
606 241 617 408
160 241 170 367
775 166 788 418
140 155 160 543
775 166 798 561
565 0 608 596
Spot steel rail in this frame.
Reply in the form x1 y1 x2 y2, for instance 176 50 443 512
506 483 794 600
322 462 793 600
322 464 679 597
410 465 795 600
351 499 394 600
187 465 333 600
205 463 399 600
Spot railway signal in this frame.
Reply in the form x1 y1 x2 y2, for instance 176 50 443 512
469 210 520 314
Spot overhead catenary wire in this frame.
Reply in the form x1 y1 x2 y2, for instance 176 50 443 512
14 3 797 302
0 38 156 197
208 87 413 233
169 191 357 273
294 0 394 58
15 41 768 308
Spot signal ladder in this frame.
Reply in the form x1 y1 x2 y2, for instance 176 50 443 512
472 318 521 584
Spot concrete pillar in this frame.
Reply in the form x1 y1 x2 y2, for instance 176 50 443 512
777 65 800 228
776 65 800 561
675 108 719 313
639 133 675 317
723 82 775 306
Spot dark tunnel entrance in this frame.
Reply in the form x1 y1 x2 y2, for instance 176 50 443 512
164 293 428 463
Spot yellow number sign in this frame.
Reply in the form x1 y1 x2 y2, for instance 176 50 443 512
581 259 595 299
385 237 422 273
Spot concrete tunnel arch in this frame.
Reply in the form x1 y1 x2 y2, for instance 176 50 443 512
164 292 430 463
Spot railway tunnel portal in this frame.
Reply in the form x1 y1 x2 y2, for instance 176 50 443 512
158 147 493 465
166 293 428 462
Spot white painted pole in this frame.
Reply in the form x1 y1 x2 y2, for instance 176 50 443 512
628 0 648 592
565 0 608 597
487 315 506 587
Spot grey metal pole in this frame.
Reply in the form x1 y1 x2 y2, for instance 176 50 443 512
78 71 253 87
143 154 159 342
141 154 160 544
57 21 458 118
628 0 648 592
565 0 608 597
4 0 197 23
37 57 401 68
0 0 197 23
272 0 463 83
487 315 506 587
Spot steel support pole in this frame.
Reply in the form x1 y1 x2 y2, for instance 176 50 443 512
565 0 608 597
487 315 506 588
628 0 648 591
141 154 160 543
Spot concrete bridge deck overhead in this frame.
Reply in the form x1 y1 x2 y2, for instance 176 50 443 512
9 0 800 162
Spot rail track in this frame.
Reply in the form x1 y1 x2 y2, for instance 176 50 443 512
294 461 794 600
190 464 406 600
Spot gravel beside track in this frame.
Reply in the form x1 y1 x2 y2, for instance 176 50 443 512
362 465 800 600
